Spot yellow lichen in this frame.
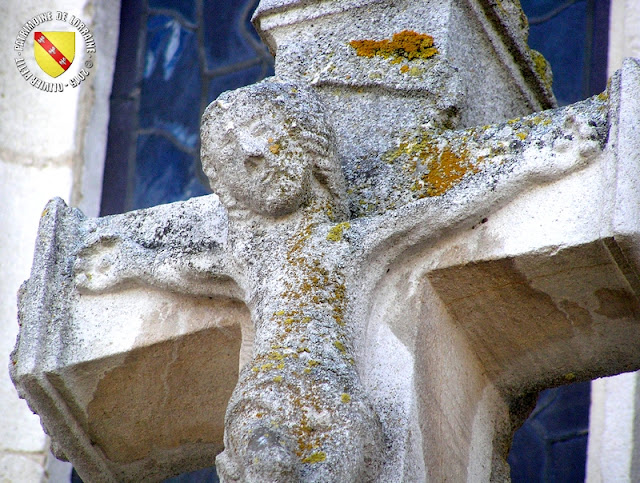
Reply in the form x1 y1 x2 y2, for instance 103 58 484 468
341 393 351 403
302 451 326 464
530 49 553 90
349 30 438 62
326 222 351 242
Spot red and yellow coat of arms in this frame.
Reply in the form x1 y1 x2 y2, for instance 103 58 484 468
34 31 75 78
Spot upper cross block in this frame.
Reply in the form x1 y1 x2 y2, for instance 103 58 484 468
252 0 557 215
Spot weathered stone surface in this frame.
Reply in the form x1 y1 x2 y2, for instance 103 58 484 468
12 197 250 481
253 0 556 222
9 0 640 481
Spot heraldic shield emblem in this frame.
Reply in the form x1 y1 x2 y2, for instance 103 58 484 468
34 31 75 78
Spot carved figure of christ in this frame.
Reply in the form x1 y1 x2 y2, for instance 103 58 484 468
70 78 607 481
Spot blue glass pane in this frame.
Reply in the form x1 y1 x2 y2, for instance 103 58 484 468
202 0 262 71
140 15 201 151
163 466 220 483
534 381 590 438
509 381 591 482
550 434 588 481
135 134 198 209
149 0 197 23
524 1 588 105
207 64 271 102
523 0 581 19
509 421 546 482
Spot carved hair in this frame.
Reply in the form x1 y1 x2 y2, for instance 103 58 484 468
201 78 348 220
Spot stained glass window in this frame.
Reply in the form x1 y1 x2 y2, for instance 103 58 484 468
100 0 273 216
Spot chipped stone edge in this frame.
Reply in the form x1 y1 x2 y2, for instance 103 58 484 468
10 198 118 481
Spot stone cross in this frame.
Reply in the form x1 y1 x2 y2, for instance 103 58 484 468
10 1 640 482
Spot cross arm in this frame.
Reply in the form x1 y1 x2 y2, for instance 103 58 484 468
360 80 611 261
11 196 248 479
71 195 238 298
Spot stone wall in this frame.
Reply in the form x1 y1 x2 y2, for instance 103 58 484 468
586 1 640 481
0 1 120 480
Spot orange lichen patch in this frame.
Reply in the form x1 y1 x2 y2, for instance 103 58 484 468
269 143 281 154
423 147 475 197
388 131 485 198
349 30 438 62
400 64 409 74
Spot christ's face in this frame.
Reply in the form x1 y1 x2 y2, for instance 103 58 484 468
205 108 313 216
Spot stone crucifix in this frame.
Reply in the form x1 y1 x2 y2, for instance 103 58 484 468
11 1 640 482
